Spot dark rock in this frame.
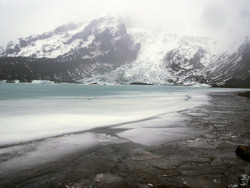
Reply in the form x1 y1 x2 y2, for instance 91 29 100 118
238 92 250 99
130 82 153 85
235 145 250 162
54 23 78 34
239 174 249 188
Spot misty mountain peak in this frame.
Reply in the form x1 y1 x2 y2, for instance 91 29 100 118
2 16 129 59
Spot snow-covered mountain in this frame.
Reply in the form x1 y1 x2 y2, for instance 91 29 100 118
3 17 140 62
78 24 250 87
79 30 211 85
0 17 140 82
3 22 81 58
206 39 250 87
0 15 250 87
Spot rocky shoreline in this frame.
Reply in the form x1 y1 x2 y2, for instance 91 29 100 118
0 91 249 188
237 91 250 99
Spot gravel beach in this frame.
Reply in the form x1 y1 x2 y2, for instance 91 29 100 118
0 91 249 188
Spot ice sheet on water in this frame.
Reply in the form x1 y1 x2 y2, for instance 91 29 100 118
31 80 55 84
2 85 244 177
111 92 208 146
113 113 189 129
117 127 202 146
0 113 141 145
3 92 211 147
192 83 211 87
0 80 7 84
0 133 126 174
0 133 96 173
1 85 225 148
1 90 204 146
114 112 198 146
97 133 128 145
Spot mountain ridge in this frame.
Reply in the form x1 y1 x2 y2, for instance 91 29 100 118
0 16 250 87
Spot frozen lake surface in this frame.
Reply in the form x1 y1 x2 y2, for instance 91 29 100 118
0 84 246 175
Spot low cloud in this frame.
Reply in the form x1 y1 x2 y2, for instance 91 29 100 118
0 0 249 47
202 4 226 29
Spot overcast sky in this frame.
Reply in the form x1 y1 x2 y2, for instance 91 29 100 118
0 0 249 47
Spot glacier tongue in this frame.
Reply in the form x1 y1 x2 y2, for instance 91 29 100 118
80 28 176 84
122 29 176 84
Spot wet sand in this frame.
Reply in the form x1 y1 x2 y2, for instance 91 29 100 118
0 92 250 188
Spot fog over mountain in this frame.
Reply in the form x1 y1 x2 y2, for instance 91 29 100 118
0 0 250 87
1 0 249 47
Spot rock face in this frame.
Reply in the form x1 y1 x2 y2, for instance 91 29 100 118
206 41 250 88
163 37 250 87
236 145 250 162
164 43 209 84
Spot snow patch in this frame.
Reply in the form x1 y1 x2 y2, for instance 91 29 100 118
31 80 55 84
